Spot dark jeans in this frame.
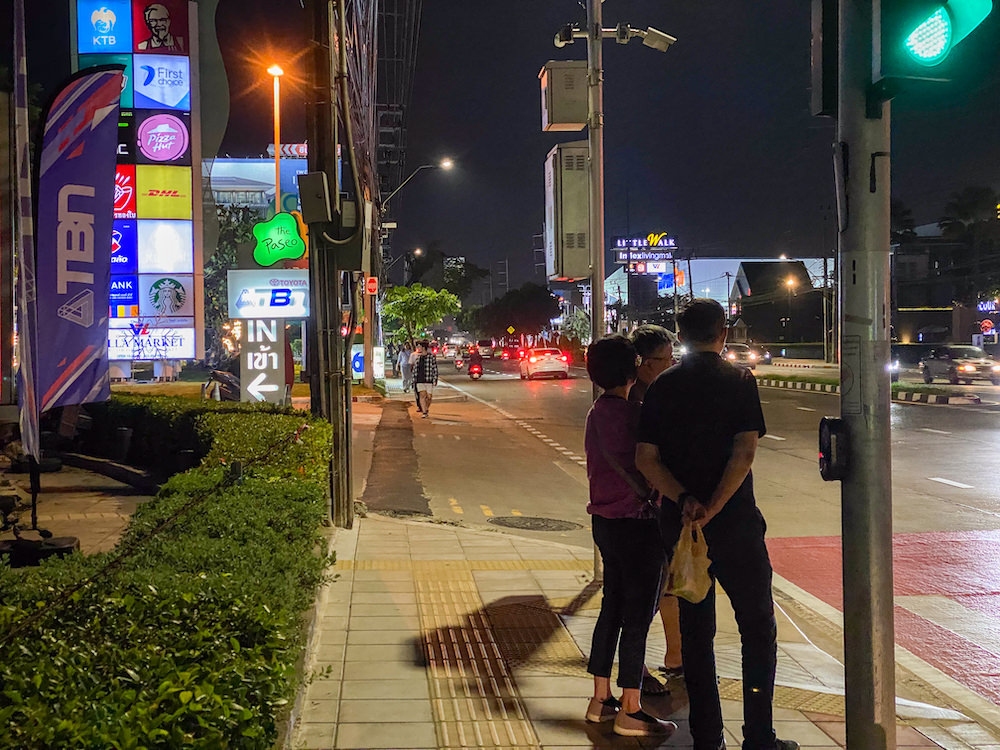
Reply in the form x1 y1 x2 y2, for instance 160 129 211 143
662 503 778 750
588 514 665 689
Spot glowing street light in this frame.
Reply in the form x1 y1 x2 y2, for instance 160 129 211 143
267 64 284 211
381 158 455 214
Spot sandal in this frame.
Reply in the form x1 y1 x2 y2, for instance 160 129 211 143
641 671 670 696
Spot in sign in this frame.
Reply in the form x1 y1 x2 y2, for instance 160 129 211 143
241 319 286 403
366 276 378 295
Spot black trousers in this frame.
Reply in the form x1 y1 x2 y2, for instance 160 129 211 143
587 514 665 689
662 504 777 750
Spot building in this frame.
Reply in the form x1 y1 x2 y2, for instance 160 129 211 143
730 261 824 345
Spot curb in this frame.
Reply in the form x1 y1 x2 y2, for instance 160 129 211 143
755 378 983 405
770 362 831 369
351 395 383 403
57 452 160 493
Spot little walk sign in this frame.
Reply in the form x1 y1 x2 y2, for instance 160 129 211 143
241 319 286 403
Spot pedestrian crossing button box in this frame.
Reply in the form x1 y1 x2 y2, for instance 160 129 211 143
819 416 849 481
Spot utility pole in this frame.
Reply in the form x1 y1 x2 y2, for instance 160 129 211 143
586 0 606 360
671 257 679 333
837 1 895 748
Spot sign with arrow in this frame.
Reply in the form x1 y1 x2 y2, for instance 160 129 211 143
241 319 286 404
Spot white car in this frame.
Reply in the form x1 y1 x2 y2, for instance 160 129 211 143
520 348 570 380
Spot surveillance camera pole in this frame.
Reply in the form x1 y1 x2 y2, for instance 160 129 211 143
586 0 605 396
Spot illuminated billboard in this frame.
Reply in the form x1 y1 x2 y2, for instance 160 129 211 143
135 165 192 219
135 111 190 164
132 54 190 110
77 0 132 54
114 164 137 218
80 53 134 107
111 219 138 274
132 0 188 54
227 270 310 318
109 275 139 318
137 219 193 273
139 274 195 317
109 325 196 360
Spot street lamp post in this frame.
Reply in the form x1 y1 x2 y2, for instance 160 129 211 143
267 64 284 212
785 276 796 320
381 159 453 215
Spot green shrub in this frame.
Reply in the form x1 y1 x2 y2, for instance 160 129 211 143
0 396 332 748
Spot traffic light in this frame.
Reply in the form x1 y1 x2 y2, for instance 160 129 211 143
877 0 993 79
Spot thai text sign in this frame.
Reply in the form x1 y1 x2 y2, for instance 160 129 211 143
241 319 285 403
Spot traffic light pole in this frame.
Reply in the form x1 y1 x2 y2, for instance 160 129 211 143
838 2 896 748
587 0 606 373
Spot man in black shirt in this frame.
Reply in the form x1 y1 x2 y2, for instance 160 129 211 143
635 299 797 750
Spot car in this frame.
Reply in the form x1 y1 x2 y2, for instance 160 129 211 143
520 348 570 380
441 344 457 358
723 343 759 369
919 345 1000 385
476 340 494 358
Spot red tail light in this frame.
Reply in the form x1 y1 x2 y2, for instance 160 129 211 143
518 349 526 359
502 351 509 359
560 355 568 362
529 356 538 363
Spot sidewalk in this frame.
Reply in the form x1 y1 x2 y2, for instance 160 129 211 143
289 513 991 750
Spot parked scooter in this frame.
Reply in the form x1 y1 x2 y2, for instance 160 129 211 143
469 363 483 380
203 370 241 401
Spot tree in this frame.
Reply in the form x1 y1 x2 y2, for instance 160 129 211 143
474 283 561 338
890 198 916 243
382 284 461 345
204 205 257 364
443 259 489 301
938 186 999 238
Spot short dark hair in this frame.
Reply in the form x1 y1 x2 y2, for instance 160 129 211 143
678 299 726 344
586 335 637 390
630 324 674 359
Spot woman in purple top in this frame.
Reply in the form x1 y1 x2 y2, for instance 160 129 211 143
583 336 676 739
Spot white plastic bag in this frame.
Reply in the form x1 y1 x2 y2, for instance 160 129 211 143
665 521 712 603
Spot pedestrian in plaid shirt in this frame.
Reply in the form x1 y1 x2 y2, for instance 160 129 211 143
413 341 439 419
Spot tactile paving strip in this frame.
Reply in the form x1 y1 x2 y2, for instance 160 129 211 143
334 559 592 571
416 572 539 749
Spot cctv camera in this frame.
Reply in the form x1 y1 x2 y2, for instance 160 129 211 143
554 24 575 48
642 27 677 52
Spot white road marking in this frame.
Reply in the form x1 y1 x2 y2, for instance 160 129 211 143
920 428 952 435
759 400 770 404
763 434 786 441
554 460 588 486
796 406 816 412
928 477 974 489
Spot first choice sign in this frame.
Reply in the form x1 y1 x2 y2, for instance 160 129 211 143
241 319 286 403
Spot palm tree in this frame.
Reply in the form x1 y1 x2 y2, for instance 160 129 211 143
938 186 999 238
891 199 916 243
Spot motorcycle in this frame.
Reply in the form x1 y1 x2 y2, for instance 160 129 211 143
455 357 464 370
469 363 483 380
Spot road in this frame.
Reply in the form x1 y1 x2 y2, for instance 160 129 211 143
369 356 1000 709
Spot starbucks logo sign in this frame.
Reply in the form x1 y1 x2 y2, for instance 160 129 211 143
149 277 187 314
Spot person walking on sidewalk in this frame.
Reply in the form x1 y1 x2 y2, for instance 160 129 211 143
412 340 438 419
629 325 684 685
583 335 677 739
636 299 798 750
398 344 413 392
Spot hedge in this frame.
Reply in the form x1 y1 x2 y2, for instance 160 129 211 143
0 395 333 748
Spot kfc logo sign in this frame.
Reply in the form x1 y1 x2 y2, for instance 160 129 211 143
137 113 189 162
114 166 136 219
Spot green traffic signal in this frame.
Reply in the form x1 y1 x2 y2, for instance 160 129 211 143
901 0 993 67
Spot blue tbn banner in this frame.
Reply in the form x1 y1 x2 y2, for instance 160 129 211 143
34 67 123 412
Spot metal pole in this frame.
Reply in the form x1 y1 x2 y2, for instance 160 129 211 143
823 256 831 362
672 257 679 333
837 1 895 747
273 73 281 211
587 0 606 355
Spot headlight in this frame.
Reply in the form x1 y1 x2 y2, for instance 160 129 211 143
959 365 976 372
749 352 757 360
727 352 736 360
888 360 899 372
992 365 1000 372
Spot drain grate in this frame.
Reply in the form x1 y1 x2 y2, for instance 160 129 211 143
487 516 583 532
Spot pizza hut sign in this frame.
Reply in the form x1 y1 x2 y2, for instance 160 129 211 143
137 113 189 162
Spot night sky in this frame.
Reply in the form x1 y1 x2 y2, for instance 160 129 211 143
7 1 1000 290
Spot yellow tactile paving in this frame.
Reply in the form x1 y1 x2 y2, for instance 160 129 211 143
334 559 593 571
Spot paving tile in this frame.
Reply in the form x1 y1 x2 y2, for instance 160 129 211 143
312 644 345 663
515 675 595 698
319 615 348 631
346 629 421 646
773 719 839 747
304 679 341 701
351 581 416 593
342 659 428 681
348 602 419 617
948 723 1000 746
896 725 943 747
353 570 416 581
521 696 590 722
344 642 424 662
348 615 421 630
295 721 337 749
300 699 339 723
349 592 418 605
318 628 347 646
532 718 642 747
814 721 846 745
335 678 429 700
335 721 438 749
338 698 434 724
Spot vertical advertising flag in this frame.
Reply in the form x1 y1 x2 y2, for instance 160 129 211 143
34 66 124 412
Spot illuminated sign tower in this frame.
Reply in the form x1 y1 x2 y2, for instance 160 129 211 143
72 0 203 368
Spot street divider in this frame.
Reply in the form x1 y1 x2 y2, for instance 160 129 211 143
0 395 333 748
755 376 983 405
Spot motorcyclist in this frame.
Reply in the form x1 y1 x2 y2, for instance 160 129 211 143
468 346 484 370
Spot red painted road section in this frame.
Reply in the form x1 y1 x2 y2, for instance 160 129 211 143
768 531 1000 704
